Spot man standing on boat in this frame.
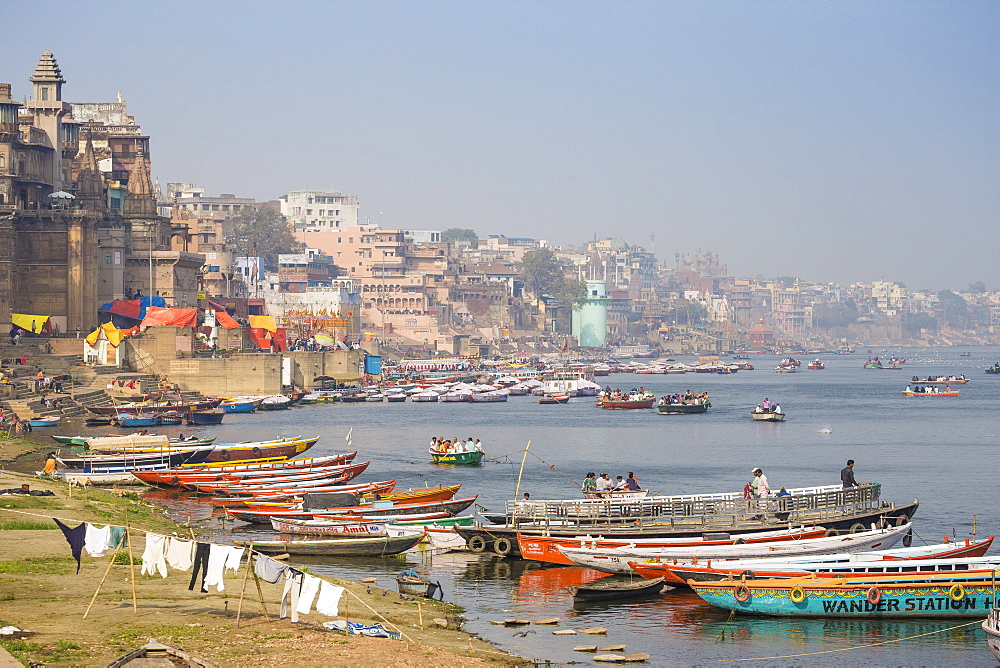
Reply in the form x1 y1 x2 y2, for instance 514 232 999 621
841 460 857 488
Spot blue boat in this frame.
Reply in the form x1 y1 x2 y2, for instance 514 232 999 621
27 416 61 428
220 399 261 413
114 412 158 428
690 574 1000 618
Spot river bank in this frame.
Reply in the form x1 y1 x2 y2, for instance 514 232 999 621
0 440 528 667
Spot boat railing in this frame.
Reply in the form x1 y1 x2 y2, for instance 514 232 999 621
506 483 884 530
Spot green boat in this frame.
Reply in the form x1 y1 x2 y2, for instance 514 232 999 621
393 514 476 527
429 448 484 465
56 435 216 449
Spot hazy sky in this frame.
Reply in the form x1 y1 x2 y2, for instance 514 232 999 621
9 2 998 290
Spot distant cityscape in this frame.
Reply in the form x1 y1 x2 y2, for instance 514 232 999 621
1 52 993 354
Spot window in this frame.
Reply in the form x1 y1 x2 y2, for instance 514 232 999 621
114 251 122 264
0 155 5 169
306 209 312 215
40 87 49 101
105 255 112 264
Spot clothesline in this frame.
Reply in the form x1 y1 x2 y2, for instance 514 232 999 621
0 506 411 639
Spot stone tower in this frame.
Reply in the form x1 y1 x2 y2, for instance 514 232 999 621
23 52 71 190
75 138 106 214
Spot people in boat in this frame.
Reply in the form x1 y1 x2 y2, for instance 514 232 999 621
761 398 771 410
595 473 613 495
581 472 597 494
841 459 857 488
772 403 781 414
625 472 639 490
613 476 627 491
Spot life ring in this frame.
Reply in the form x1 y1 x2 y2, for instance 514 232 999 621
468 535 487 553
252 447 262 457
789 586 807 603
493 537 513 556
734 584 752 602
850 523 866 534
949 584 966 601
866 586 881 605
902 531 913 548
824 529 841 537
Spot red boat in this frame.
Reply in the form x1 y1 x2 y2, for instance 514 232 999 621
807 359 825 370
209 480 397 507
131 452 355 489
539 394 570 404
518 527 829 566
599 398 655 409
224 495 478 524
188 461 370 493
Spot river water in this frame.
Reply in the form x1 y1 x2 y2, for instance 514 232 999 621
140 347 1000 665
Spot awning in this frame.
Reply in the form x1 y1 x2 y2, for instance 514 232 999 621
248 315 277 333
85 322 138 348
215 310 241 329
11 314 49 334
140 307 198 329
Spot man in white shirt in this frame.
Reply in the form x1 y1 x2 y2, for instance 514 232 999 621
595 473 612 494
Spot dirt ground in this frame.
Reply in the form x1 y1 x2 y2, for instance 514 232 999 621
0 457 528 667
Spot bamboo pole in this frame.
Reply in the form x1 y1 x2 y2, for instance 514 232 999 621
83 542 123 619
236 546 252 628
511 441 531 528
417 601 423 630
125 505 137 613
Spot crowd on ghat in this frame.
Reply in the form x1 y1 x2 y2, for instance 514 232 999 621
429 436 483 454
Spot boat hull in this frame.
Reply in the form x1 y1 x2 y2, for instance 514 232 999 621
600 399 655 409
569 576 666 602
202 436 318 463
430 449 484 465
657 403 709 414
234 534 422 556
751 411 785 421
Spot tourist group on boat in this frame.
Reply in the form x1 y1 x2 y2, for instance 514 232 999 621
581 471 641 495
657 391 709 406
429 436 483 454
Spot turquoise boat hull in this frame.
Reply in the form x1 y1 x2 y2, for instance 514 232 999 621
693 582 998 618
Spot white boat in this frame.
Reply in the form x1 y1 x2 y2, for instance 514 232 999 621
386 524 468 550
470 390 509 402
558 524 911 574
439 392 471 402
410 391 438 402
751 408 785 421
983 607 1000 662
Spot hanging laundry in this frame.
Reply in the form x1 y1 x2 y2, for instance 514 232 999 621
296 573 321 615
84 524 112 558
53 518 86 573
204 544 243 592
140 533 168 578
108 526 128 549
280 570 303 623
165 537 195 571
188 542 211 593
253 554 288 584
314 581 345 617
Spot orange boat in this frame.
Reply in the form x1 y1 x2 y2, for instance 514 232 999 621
239 484 462 511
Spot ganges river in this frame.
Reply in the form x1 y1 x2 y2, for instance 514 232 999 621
139 347 1000 666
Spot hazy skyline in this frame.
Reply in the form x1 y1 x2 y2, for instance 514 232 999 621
9 1 998 291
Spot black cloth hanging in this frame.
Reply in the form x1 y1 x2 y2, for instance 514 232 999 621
53 518 86 573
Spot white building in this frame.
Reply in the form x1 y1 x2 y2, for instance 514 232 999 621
279 190 360 232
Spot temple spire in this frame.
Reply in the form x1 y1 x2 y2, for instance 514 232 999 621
124 150 155 217
75 138 105 213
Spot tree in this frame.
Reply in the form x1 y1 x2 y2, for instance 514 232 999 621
518 247 564 298
902 312 938 338
556 277 589 311
441 228 478 246
812 302 859 329
969 281 987 294
937 290 971 329
223 206 298 270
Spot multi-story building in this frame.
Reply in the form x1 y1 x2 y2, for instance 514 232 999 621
279 190 359 232
277 249 338 292
167 183 254 219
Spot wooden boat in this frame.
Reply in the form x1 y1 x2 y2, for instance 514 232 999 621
568 576 667 602
233 533 422 556
628 536 996 585
219 398 261 413
112 413 159 427
599 397 655 410
107 638 220 668
644 553 1000 587
393 514 476 528
539 394 570 404
201 435 319 463
225 496 478 524
396 568 442 598
657 400 710 414
189 461 370 493
983 607 1000 661
260 395 292 410
57 448 210 470
517 527 829 566
270 517 388 536
85 398 222 416
86 435 217 453
429 448 484 465
211 480 396 507
385 393 408 402
902 387 960 397
910 375 969 385
157 411 184 425
186 408 225 425
242 482 459 507
559 524 912 574
751 409 785 421
131 451 354 488
689 572 1000 618
28 416 61 428
986 363 1000 375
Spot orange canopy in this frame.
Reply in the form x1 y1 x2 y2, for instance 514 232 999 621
248 315 277 332
215 310 241 329
140 307 198 329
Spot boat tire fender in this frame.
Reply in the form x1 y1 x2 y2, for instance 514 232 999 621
734 584 752 602
733 537 747 545
824 529 841 537
493 537 513 556
949 584 965 601
850 523 866 534
902 530 913 548
468 536 488 553
866 586 881 605
740 570 755 580
252 447 262 457
789 586 807 603
895 515 909 527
